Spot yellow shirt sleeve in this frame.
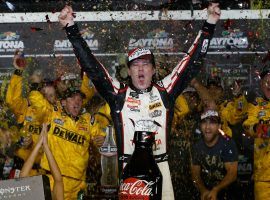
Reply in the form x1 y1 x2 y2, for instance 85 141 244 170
6 74 28 123
28 90 53 123
80 73 95 106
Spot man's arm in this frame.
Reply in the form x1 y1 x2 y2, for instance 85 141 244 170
42 124 64 200
6 52 29 123
58 6 120 104
19 128 43 177
242 103 259 136
191 164 210 200
161 3 220 98
190 78 217 110
28 90 53 124
80 72 95 106
207 161 238 200
174 94 190 120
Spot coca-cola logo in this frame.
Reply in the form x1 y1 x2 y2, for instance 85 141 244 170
119 178 154 200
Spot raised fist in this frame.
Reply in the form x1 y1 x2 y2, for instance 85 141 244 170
13 50 27 70
207 2 221 24
58 5 75 27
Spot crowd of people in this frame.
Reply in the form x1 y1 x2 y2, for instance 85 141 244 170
0 2 269 200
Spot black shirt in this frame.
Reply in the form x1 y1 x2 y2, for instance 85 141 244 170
192 135 238 189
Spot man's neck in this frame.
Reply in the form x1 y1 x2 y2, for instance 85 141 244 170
129 83 152 94
204 134 219 147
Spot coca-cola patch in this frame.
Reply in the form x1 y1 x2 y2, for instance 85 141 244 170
119 177 154 200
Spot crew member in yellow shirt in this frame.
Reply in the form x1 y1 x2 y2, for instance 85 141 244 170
242 64 270 199
30 86 105 199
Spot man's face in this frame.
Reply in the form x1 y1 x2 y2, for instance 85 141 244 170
64 93 83 117
261 74 270 100
128 58 155 90
42 85 56 104
200 119 221 144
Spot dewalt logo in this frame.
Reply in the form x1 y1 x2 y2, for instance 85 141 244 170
53 126 86 146
149 102 162 110
28 125 42 135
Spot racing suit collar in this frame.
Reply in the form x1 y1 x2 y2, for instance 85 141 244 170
129 82 153 94
65 112 79 121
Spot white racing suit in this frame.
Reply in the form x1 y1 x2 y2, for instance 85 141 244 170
65 21 215 199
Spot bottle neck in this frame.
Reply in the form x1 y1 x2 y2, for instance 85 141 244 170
134 142 153 152
104 125 115 144
133 131 155 152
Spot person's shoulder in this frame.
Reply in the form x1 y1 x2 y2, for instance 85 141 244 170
73 111 91 125
219 135 233 144
219 135 237 149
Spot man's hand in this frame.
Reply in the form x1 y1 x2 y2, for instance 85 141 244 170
41 123 49 147
13 50 27 70
207 187 218 200
93 135 105 147
190 78 199 88
207 3 221 24
201 189 210 200
58 5 75 27
231 80 242 97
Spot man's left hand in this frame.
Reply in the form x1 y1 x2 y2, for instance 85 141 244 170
207 3 221 24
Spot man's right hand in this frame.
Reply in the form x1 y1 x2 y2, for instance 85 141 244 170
58 5 75 27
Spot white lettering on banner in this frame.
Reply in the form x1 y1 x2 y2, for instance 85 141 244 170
129 38 173 49
0 72 12 77
0 185 31 195
0 40 24 49
54 39 99 51
119 180 154 196
210 37 248 49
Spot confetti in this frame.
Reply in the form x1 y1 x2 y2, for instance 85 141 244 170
184 20 194 30
223 19 233 30
30 27 43 32
45 14 51 24
3 0 15 11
